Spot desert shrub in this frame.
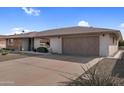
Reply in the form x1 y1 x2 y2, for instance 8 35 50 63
36 47 48 53
0 48 11 55
1 49 8 55
66 65 124 86
2 48 14 51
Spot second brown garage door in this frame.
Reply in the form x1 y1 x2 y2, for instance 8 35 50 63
62 35 99 56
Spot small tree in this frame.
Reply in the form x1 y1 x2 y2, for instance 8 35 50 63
22 30 25 34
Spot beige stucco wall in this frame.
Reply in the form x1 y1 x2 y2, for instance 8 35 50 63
108 34 118 56
99 34 110 57
0 39 6 49
34 38 41 49
99 33 118 57
50 37 62 54
108 45 118 56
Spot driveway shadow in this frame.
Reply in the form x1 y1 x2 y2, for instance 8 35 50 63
36 54 98 64
112 52 124 78
18 52 98 64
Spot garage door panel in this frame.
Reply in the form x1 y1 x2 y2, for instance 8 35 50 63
62 36 99 56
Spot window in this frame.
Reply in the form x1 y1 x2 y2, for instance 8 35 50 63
40 39 42 43
10 39 14 43
8 39 14 45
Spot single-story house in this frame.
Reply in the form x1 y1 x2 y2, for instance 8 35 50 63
0 26 122 57
36 26 122 57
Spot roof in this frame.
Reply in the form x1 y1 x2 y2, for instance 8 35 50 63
0 35 8 39
6 32 38 38
0 26 123 40
37 26 123 40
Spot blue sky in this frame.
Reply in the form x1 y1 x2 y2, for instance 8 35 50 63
0 7 124 38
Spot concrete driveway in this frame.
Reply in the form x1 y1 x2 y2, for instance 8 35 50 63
0 54 102 85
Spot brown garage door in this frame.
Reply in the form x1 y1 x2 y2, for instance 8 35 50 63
62 36 99 56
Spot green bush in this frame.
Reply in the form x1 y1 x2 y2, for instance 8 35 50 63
1 50 8 55
36 47 48 53
119 40 124 46
0 48 10 55
0 49 2 52
1 48 13 51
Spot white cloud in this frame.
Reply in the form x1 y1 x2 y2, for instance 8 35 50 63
22 7 40 16
78 20 90 27
6 27 31 35
118 23 124 39
119 23 124 28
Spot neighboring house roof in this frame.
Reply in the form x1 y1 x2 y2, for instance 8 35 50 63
0 35 8 39
5 32 38 38
37 26 123 40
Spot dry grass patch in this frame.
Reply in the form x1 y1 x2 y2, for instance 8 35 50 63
65 57 124 86
0 54 28 62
